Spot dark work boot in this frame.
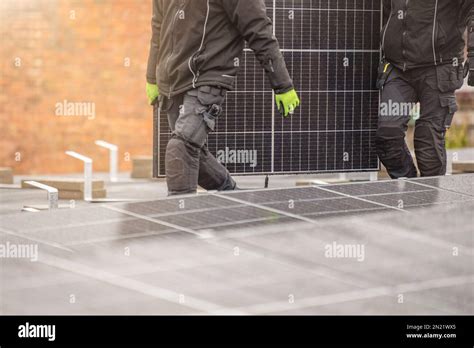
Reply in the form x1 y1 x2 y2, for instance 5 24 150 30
218 175 237 191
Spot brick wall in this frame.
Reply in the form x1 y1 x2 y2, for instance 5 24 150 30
0 0 153 174
1 1 473 175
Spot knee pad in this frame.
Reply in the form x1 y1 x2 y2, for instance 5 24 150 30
165 137 199 195
375 127 405 157
414 123 446 177
375 126 417 178
376 126 405 143
166 138 186 179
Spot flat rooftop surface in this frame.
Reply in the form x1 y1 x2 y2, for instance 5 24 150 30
1 175 473 314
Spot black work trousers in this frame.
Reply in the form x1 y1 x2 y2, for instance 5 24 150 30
160 86 236 196
376 64 463 178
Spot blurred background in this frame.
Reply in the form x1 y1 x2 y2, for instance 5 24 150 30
1 0 473 176
1 0 153 175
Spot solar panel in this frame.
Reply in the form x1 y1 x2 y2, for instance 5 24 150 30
154 0 381 177
322 180 429 196
323 180 474 208
225 186 389 216
408 175 474 197
2 176 473 248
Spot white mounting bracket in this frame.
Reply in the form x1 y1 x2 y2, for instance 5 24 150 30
24 181 59 210
66 151 93 201
95 140 119 182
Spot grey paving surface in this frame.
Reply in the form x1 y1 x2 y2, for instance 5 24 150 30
0 188 47 215
0 175 473 315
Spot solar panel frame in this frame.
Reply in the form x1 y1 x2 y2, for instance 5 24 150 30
154 0 382 177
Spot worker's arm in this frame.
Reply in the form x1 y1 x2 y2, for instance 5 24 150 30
222 0 293 94
222 0 299 116
462 0 474 85
146 0 162 85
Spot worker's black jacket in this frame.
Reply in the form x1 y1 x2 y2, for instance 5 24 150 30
382 0 474 70
147 0 293 98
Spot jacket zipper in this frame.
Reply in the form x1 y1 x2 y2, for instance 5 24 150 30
402 0 409 71
381 0 394 57
432 0 439 66
165 1 185 95
188 0 211 88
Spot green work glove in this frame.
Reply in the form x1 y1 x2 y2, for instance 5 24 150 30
146 82 159 105
275 89 300 117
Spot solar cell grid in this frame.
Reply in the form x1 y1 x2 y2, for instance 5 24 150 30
226 186 339 204
262 196 386 216
155 205 296 230
323 180 430 196
361 190 474 209
114 195 238 217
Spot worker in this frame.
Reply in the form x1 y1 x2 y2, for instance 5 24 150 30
376 0 474 178
146 0 300 195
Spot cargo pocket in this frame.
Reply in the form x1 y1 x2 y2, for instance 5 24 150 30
196 86 226 132
439 94 458 129
202 108 219 132
174 90 208 148
435 64 464 93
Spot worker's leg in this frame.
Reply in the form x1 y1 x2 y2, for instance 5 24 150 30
194 87 235 191
199 145 236 191
415 65 461 177
162 94 180 132
164 86 235 195
375 68 418 179
162 94 198 195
